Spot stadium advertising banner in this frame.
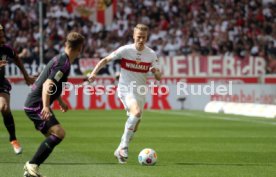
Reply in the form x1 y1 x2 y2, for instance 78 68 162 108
10 82 276 110
159 55 266 76
5 56 266 78
264 75 276 84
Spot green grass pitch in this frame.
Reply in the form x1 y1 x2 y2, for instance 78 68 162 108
1 110 276 177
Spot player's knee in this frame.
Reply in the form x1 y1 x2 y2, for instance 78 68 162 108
132 110 142 118
0 103 9 113
54 128 66 140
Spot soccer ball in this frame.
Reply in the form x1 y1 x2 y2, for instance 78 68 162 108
138 148 157 166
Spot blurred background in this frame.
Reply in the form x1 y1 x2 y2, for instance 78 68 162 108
0 0 276 114
1 0 276 73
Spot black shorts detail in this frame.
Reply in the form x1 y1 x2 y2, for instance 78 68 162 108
24 110 60 134
0 79 11 95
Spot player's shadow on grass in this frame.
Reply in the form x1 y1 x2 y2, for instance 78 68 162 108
175 162 272 166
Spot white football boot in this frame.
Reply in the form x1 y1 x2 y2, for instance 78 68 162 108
114 147 128 164
23 161 45 177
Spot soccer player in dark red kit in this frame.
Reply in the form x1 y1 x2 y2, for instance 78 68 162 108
0 24 35 154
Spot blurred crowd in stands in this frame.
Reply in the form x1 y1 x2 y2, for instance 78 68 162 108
0 0 276 74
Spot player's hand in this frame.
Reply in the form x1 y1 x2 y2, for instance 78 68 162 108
150 67 161 81
40 107 52 120
59 102 68 113
149 67 157 74
88 73 97 83
24 76 36 85
0 60 7 67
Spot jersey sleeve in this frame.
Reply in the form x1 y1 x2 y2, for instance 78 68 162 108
48 58 70 83
109 46 125 60
151 53 160 70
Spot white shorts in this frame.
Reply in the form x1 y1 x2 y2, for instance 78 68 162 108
118 91 146 116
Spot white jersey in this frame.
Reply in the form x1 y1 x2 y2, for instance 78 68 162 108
110 44 160 93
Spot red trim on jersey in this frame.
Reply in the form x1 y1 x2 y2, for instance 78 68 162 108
121 58 151 73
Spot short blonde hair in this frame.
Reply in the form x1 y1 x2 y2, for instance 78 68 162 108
66 32 85 49
0 24 3 30
134 24 149 32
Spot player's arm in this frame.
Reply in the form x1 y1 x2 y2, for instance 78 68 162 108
13 51 35 85
57 96 68 113
41 79 55 120
151 68 162 81
150 56 162 81
88 54 114 82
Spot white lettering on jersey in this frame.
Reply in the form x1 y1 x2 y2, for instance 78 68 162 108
125 62 150 71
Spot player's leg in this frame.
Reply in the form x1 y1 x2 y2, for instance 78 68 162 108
24 110 63 177
115 94 145 163
0 92 22 154
29 124 65 166
119 97 142 149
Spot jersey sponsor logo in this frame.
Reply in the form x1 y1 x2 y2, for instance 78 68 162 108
121 58 151 73
125 62 149 70
54 70 64 82
135 58 141 64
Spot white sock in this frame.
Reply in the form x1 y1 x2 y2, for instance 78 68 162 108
119 115 139 148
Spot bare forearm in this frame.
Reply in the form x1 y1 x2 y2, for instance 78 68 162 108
42 79 53 108
91 58 108 75
88 56 113 83
14 56 29 78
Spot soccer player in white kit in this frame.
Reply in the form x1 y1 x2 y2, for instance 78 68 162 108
88 24 161 164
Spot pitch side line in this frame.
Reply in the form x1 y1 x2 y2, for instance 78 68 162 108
148 110 276 126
